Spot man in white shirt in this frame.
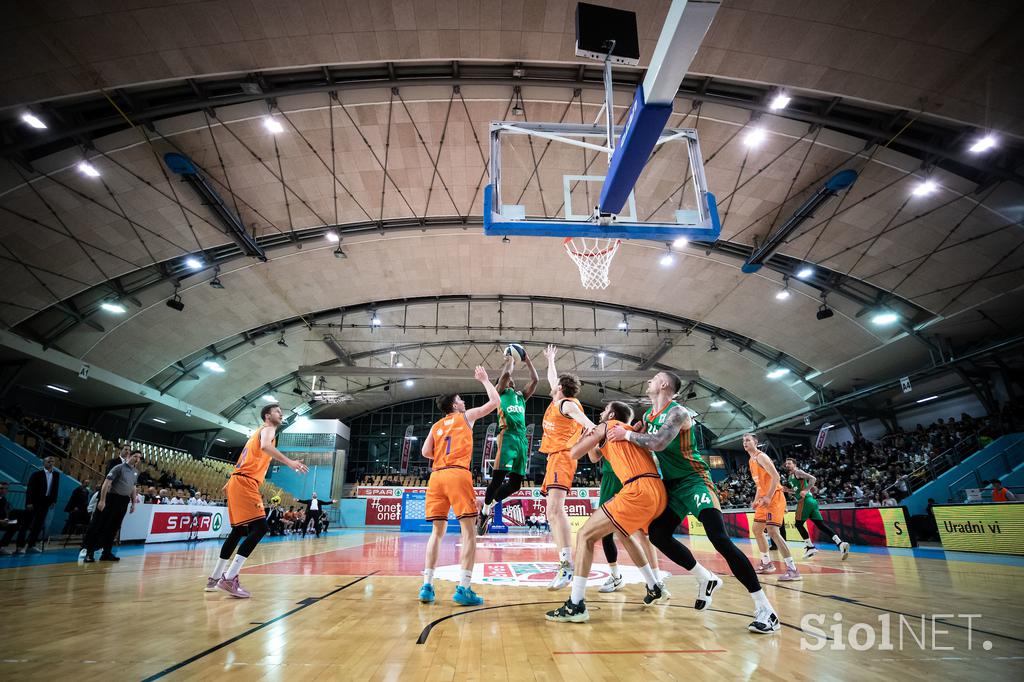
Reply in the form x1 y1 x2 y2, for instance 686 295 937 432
297 492 335 537
188 492 201 506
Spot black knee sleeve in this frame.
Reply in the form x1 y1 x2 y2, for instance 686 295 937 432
794 519 809 540
484 471 508 504
219 525 248 560
493 472 523 502
699 508 761 594
601 533 618 564
647 509 696 571
811 519 838 543
236 519 269 557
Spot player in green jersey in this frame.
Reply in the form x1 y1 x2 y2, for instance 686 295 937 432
477 351 539 535
783 458 850 559
607 371 780 634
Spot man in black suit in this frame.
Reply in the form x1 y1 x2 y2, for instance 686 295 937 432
0 456 60 554
296 492 335 537
64 479 92 532
106 445 130 475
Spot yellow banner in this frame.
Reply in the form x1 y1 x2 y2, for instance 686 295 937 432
934 503 1024 555
879 507 914 548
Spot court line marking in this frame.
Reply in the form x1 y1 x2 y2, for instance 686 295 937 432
415 600 827 644
553 649 726 655
138 571 376 682
768 583 1024 644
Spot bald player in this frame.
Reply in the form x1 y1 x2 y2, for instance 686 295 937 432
539 344 596 590
419 366 501 607
546 401 668 622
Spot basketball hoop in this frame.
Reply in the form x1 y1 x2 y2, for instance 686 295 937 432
563 237 621 290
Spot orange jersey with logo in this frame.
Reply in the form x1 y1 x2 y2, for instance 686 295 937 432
430 412 474 470
748 454 781 498
600 420 659 482
540 398 584 453
234 426 274 484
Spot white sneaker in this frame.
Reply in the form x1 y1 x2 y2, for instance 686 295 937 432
694 573 722 611
804 546 818 558
78 548 88 561
657 569 673 581
658 581 672 601
598 574 624 593
748 606 781 634
548 561 573 590
839 542 850 560
0 548 12 556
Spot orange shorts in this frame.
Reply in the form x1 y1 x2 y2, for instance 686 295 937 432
541 450 577 495
602 475 667 536
226 474 265 527
425 467 477 521
754 490 786 527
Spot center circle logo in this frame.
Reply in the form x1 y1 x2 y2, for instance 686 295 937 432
212 513 222 532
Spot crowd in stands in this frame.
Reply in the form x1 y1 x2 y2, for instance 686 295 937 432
718 405 1023 508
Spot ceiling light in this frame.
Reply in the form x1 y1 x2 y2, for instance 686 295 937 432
871 311 899 326
796 266 814 279
261 395 277 403
215 438 226 443
46 384 70 394
660 252 675 267
405 379 414 387
209 276 224 289
769 93 791 111
512 65 525 78
371 312 382 326
816 304 834 320
152 418 167 424
968 135 996 154
78 161 100 177
709 400 726 407
775 288 791 301
333 245 347 259
708 337 719 352
185 257 203 270
618 314 629 330
166 295 185 312
263 116 284 133
744 127 767 147
672 237 688 249
100 301 126 314
396 362 403 367
766 368 790 379
916 395 939 403
277 335 288 347
203 360 226 373
911 180 938 197
21 113 47 129
326 231 340 242
598 351 606 359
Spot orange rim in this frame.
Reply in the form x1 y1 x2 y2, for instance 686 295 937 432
563 238 622 257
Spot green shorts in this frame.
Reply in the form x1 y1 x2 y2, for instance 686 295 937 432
796 494 823 522
494 431 527 477
599 471 623 505
665 476 719 520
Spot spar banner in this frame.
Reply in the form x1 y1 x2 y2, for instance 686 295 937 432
399 425 414 474
680 506 913 548
481 423 497 478
934 502 1024 555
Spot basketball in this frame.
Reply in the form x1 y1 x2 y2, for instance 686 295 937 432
503 342 527 360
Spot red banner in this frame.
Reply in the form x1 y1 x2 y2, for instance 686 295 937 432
364 497 402 526
150 510 212 534
400 426 413 474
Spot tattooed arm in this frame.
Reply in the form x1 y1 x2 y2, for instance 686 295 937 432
606 405 690 450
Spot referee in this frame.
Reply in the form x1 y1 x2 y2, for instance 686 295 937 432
84 449 140 563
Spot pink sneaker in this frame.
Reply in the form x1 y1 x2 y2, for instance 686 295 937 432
205 576 220 592
777 568 802 582
755 561 776 574
217 575 251 598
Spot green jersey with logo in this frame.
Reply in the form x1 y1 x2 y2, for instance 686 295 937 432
495 388 528 476
498 388 527 434
643 400 717 519
790 472 822 521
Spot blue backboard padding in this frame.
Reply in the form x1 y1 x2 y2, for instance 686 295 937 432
163 152 197 175
598 90 673 214
827 168 858 191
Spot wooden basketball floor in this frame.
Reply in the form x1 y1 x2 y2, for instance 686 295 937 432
1 529 1021 681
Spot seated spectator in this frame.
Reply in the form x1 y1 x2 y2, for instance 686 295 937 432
64 479 92 532
991 479 1016 502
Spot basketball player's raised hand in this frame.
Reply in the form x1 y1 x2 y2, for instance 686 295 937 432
474 365 489 383
543 344 558 361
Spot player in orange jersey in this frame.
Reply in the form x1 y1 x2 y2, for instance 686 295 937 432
205 403 308 598
744 433 801 582
540 344 596 590
419 366 502 606
546 402 668 622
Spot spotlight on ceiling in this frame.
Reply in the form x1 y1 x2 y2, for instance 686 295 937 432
100 301 126 314
672 237 688 249
371 312 382 326
660 250 675 267
796 265 814 280
617 314 629 330
766 368 790 380
209 273 224 289
325 231 340 242
769 93 791 110
709 400 726 407
405 379 414 388
166 294 185 312
968 135 996 154
744 127 767 147
911 179 938 197
277 334 288 347
21 112 47 129
708 337 719 352
263 116 284 134
261 394 277 402
871 311 899 326
816 304 834 321
333 244 347 259
184 256 203 270
202 360 226 373
46 384 70 394
78 161 100 177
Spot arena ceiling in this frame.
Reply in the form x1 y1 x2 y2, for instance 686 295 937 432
1 1 1022 442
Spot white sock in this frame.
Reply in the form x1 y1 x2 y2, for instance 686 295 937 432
570 575 588 604
459 568 472 589
692 561 713 581
760 552 771 564
751 589 771 610
639 563 658 589
210 558 229 580
609 562 620 579
784 556 797 570
559 547 571 563
224 554 247 580
832 535 843 546
484 501 494 513
423 568 434 585
805 540 815 548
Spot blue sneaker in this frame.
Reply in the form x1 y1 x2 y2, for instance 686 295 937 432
418 583 435 603
453 585 483 606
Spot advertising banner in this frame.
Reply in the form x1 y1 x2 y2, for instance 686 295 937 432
399 425 413 474
364 497 402 526
934 502 1023 555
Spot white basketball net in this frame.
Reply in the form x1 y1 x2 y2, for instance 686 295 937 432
563 237 621 290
